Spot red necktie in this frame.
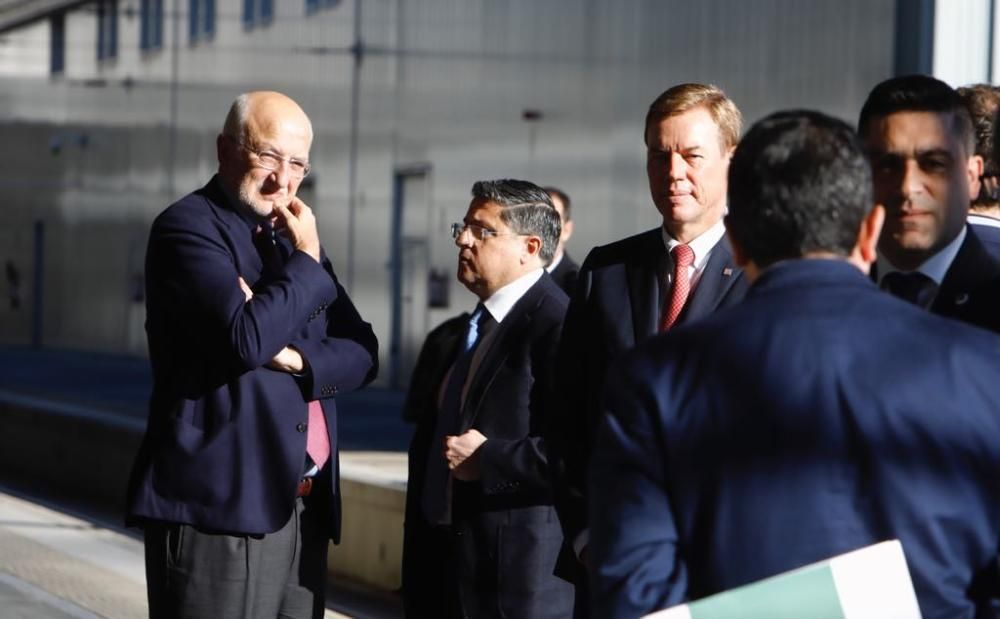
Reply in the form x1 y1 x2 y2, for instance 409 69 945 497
256 224 330 469
307 400 330 469
660 244 695 331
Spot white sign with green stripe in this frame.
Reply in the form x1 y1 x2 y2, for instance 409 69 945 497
645 540 921 619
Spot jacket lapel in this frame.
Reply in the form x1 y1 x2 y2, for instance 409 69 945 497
626 229 663 342
680 236 742 323
202 176 266 280
458 277 546 431
933 226 1000 313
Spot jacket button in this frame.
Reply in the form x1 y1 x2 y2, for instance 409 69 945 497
296 423 306 432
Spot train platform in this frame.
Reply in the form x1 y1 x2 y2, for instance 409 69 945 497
0 486 403 618
0 345 411 617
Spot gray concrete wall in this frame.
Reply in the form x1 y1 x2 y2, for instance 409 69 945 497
0 0 896 385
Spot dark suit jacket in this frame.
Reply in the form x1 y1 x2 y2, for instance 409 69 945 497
590 259 1000 618
126 177 378 543
401 313 467 618
969 214 1000 261
403 274 574 618
548 227 748 574
935 226 1000 332
876 226 1000 333
550 252 580 296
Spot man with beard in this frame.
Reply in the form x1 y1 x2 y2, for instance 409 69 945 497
860 75 1000 330
127 91 378 619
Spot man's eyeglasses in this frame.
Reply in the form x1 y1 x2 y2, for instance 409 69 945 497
451 222 524 241
229 137 311 179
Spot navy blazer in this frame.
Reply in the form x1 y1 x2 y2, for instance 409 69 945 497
550 252 580 296
969 215 1000 261
590 259 1000 618
126 177 378 542
401 313 467 618
934 226 1000 332
874 225 1000 333
549 227 748 562
403 274 574 618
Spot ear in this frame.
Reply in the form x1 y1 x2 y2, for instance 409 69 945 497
851 205 885 268
523 235 543 262
967 154 985 199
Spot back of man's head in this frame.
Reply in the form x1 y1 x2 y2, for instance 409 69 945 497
726 110 872 268
858 74 974 153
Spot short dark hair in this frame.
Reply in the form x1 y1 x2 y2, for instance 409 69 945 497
726 110 873 268
471 179 560 264
858 74 974 153
958 83 1000 204
543 186 572 221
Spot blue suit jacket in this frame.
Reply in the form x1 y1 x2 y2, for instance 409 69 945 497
126 177 378 542
969 215 1000 261
873 225 1000 333
549 228 748 568
590 259 1000 618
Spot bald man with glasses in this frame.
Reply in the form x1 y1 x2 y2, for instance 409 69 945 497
126 91 378 619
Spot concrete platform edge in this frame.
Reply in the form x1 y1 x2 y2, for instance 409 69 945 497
0 393 407 594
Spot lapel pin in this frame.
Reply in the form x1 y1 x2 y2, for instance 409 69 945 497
722 268 733 276
955 293 969 306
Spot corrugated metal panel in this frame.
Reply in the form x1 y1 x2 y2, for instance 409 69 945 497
0 0 901 366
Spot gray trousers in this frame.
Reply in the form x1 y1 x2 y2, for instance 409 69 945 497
143 496 329 619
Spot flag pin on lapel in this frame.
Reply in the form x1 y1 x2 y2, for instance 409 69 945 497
722 268 733 276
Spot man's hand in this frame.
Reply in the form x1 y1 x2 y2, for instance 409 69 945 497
273 196 321 262
238 276 254 301
444 429 487 481
267 346 305 373
238 277 304 373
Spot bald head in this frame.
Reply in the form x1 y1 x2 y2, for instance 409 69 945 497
217 91 314 219
222 91 313 145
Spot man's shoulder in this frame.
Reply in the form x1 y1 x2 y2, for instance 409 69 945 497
969 220 1000 260
534 272 570 312
952 226 1000 278
426 313 470 341
507 274 568 328
581 228 662 271
154 180 224 228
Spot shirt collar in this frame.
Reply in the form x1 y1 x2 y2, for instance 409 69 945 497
661 218 727 271
969 213 1000 229
877 225 966 286
546 252 564 273
482 268 545 324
